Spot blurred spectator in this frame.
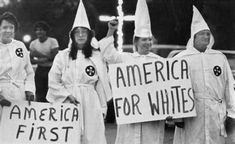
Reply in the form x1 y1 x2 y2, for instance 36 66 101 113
29 21 59 102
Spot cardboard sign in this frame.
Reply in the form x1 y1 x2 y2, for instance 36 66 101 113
109 58 196 124
0 102 80 144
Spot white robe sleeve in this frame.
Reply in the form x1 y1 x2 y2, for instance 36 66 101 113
96 80 108 116
224 58 235 119
90 52 112 116
99 36 130 64
46 52 71 103
23 44 35 95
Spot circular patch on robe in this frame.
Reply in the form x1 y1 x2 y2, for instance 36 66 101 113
85 65 96 76
213 65 222 76
15 48 24 58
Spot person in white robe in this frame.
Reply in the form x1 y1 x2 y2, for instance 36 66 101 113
46 1 112 144
0 12 35 110
98 0 165 143
173 6 235 144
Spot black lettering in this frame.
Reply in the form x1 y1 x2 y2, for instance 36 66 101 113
37 126 47 140
117 67 126 88
171 90 175 114
49 107 57 121
39 108 47 121
155 61 165 81
62 127 73 142
50 127 59 142
60 105 64 121
115 98 123 117
29 123 35 140
16 125 26 139
161 89 169 114
171 86 181 113
126 65 142 86
131 94 142 115
10 105 21 119
188 88 195 111
166 61 170 80
72 108 79 122
148 92 160 115
181 59 189 79
171 60 179 80
64 108 71 121
143 62 152 84
181 88 188 113
24 107 37 120
123 98 131 115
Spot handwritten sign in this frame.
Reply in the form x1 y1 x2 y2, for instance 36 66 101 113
109 58 196 124
0 102 80 144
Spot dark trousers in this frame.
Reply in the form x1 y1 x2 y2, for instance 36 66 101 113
35 66 51 102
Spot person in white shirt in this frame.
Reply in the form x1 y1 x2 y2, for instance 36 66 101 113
29 21 59 102
0 12 35 108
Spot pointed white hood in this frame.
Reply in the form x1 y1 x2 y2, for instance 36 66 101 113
72 0 90 29
176 5 219 57
69 0 99 48
191 5 210 38
134 0 152 37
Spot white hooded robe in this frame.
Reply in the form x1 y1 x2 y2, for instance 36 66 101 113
173 6 235 144
99 36 165 144
46 48 112 144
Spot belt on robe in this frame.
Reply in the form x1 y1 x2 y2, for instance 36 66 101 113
0 79 24 88
194 92 227 137
65 83 94 89
65 83 95 136
0 73 24 88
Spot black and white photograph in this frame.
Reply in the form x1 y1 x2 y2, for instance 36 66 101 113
0 0 234 144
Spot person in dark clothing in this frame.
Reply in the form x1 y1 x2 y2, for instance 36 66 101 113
29 21 59 102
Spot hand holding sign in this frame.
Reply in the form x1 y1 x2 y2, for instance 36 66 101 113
65 95 79 106
25 91 34 106
0 91 11 107
0 98 11 107
108 58 196 124
0 102 80 144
